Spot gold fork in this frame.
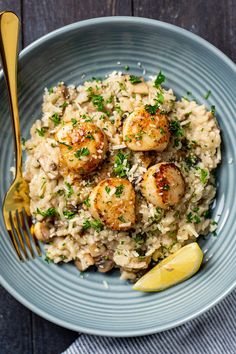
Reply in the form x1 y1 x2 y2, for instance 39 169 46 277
0 11 41 261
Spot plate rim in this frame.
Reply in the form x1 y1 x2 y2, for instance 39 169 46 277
0 16 236 336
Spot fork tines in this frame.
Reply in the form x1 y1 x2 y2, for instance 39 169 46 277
7 209 41 261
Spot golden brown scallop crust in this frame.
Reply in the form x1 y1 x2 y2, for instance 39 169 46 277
55 121 108 175
141 162 185 209
123 106 170 151
89 178 136 231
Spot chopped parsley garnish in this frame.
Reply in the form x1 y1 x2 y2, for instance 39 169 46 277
82 219 91 230
194 215 201 224
63 210 76 219
92 94 105 111
199 168 208 184
163 184 170 191
145 103 159 115
83 115 93 122
134 234 144 244
106 96 114 104
36 128 46 137
113 151 130 178
88 91 105 111
169 120 184 137
129 75 142 84
58 141 72 150
145 91 164 114
124 135 132 142
156 92 164 104
185 154 198 168
21 137 26 146
65 181 73 197
154 207 164 222
50 113 61 125
184 111 192 118
91 77 102 82
115 105 122 114
186 212 193 223
48 87 54 94
118 215 126 223
83 196 90 207
124 65 129 71
174 139 180 147
134 131 144 141
159 127 165 135
91 219 104 231
60 101 69 108
105 186 111 194
186 212 201 224
203 210 210 218
36 207 58 217
204 90 211 100
85 133 95 140
71 118 78 126
115 184 124 197
44 256 53 263
74 147 90 159
154 71 165 88
211 105 216 115
82 219 103 231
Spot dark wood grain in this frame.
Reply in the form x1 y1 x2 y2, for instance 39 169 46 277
32 315 78 354
0 0 23 49
0 284 78 354
0 287 33 354
133 0 236 62
0 1 235 353
0 0 21 19
22 0 132 46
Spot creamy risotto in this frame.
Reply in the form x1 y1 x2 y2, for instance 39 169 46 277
24 71 221 280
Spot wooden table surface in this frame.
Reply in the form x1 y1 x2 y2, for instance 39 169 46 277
0 1 235 353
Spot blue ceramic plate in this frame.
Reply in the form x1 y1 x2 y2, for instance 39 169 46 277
0 17 236 336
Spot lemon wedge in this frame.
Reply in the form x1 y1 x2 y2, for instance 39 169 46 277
133 242 203 292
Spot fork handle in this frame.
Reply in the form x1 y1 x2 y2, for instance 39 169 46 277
0 12 22 177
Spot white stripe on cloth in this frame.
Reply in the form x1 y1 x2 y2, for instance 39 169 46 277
62 290 236 354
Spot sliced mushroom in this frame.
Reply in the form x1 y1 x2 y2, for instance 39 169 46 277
60 84 70 100
89 243 106 257
38 156 59 180
75 253 94 271
94 249 115 273
98 259 115 273
34 222 51 242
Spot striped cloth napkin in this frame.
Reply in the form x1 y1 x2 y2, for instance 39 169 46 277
63 289 236 354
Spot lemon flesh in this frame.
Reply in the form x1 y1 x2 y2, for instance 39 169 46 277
133 242 203 292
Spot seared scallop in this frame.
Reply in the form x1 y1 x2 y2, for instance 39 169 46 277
55 121 107 175
123 106 170 151
141 162 185 209
89 178 136 230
